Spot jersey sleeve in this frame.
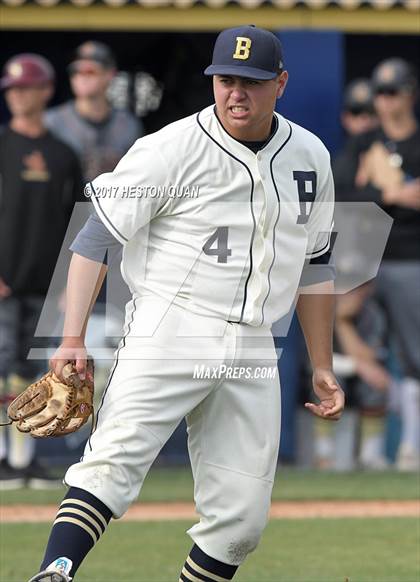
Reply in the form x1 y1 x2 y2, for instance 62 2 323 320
87 138 169 245
305 161 335 259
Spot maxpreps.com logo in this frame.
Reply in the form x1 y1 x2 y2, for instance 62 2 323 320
233 36 252 60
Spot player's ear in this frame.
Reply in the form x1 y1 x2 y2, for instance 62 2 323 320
276 71 288 99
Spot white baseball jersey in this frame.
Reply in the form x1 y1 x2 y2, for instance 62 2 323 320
88 105 334 327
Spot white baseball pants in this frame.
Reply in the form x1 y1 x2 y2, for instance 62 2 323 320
65 296 281 565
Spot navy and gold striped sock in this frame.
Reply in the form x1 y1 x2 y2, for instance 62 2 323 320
180 544 238 581
40 487 112 578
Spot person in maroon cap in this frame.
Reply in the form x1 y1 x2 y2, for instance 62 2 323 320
0 54 84 489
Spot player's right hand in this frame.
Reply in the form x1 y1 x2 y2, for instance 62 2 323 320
50 340 89 382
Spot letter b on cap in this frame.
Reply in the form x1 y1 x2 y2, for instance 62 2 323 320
233 37 252 60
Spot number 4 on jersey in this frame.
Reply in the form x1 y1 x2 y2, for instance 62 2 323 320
203 227 232 263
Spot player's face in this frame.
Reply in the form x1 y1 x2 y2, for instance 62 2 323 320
213 72 288 141
5 85 52 117
70 61 114 99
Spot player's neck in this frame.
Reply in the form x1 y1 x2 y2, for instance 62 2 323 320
75 96 111 123
230 120 273 143
216 109 275 144
10 114 46 139
380 112 417 142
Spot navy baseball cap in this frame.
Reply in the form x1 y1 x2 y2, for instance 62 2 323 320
69 41 116 73
343 79 374 114
204 25 284 81
372 58 417 94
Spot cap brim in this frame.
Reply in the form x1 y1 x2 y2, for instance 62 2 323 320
204 64 278 81
0 78 46 90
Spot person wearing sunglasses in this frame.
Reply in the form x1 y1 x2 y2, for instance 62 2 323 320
341 78 378 137
335 57 420 472
320 80 382 472
333 78 379 201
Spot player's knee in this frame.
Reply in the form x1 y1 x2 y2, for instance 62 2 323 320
227 505 270 563
228 522 267 563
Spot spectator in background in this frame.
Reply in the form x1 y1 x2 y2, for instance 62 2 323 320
0 54 84 488
335 58 420 471
334 284 391 470
324 79 388 471
45 41 144 396
44 41 142 182
341 78 378 136
334 79 378 194
278 80 378 470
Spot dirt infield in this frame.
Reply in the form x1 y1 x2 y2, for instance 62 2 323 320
1 500 419 523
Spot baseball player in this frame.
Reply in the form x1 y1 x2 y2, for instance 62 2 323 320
29 26 344 582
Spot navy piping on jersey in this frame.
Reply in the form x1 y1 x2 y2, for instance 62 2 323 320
308 232 332 258
89 181 128 244
259 114 279 150
260 121 293 326
86 295 138 452
196 112 256 324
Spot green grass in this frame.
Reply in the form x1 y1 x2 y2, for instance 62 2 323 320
1 518 419 581
1 468 419 505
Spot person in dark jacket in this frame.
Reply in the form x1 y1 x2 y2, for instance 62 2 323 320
0 53 84 488
334 58 420 471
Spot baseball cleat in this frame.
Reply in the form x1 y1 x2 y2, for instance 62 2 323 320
28 557 72 582
28 572 70 582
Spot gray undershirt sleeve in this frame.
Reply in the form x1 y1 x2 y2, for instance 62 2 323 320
299 250 336 286
70 209 122 265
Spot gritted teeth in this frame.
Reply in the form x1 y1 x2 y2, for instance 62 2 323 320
231 106 248 112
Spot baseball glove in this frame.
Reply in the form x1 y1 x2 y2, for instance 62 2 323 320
3 360 94 438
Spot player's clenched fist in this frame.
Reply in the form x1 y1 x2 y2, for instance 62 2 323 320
305 368 345 421
49 339 90 382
